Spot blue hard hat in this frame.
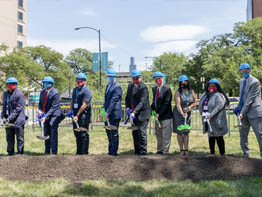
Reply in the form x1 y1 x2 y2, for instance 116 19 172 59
131 70 141 78
239 63 252 71
208 78 220 85
178 75 189 82
106 69 116 77
153 71 164 79
6 77 18 84
43 76 54 84
76 73 87 80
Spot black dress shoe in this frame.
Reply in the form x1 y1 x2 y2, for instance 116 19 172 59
156 151 163 154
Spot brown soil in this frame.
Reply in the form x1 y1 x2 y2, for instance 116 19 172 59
0 154 262 183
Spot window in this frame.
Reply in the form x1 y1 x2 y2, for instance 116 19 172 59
17 24 23 33
18 11 23 21
17 41 23 48
18 0 23 8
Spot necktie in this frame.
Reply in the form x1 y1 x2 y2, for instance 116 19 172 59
156 88 160 102
239 79 247 110
43 91 48 112
106 84 111 94
133 85 137 94
131 85 137 110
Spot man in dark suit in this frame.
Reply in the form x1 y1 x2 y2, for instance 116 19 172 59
1 77 26 156
103 69 122 156
71 73 92 155
38 76 62 155
151 72 172 154
125 70 151 155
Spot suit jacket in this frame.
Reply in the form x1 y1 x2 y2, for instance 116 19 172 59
151 84 172 121
1 88 26 127
38 87 62 126
240 75 262 119
125 82 151 121
104 81 122 120
199 92 228 136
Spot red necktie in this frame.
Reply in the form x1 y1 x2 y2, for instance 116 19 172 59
156 88 160 102
42 91 48 112
131 85 136 110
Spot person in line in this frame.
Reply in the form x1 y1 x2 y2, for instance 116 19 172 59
38 76 63 155
1 77 26 156
151 71 172 154
103 69 122 156
70 73 92 155
125 70 151 155
234 63 262 157
173 75 197 155
199 78 229 156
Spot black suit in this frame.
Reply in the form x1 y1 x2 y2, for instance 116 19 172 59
151 85 172 121
125 81 150 155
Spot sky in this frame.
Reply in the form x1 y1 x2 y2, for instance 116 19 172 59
27 0 247 72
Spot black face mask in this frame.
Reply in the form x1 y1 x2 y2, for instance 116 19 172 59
181 84 189 89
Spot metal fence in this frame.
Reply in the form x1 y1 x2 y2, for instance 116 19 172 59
23 102 242 135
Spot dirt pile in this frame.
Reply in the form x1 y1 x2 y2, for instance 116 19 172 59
0 154 261 182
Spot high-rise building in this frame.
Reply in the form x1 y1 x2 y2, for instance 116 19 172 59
129 57 137 72
247 0 262 20
0 0 27 52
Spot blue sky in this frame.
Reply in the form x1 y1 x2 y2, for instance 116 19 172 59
27 0 247 72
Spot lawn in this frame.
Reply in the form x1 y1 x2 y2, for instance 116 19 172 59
0 125 261 196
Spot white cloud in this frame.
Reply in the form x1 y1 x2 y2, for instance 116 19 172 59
27 39 116 56
140 25 207 42
147 40 197 56
80 8 96 16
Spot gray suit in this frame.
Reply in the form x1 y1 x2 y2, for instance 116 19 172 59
199 92 228 137
239 75 262 156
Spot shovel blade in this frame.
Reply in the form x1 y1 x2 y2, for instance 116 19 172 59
37 135 50 140
127 125 139 130
105 125 118 130
74 127 86 132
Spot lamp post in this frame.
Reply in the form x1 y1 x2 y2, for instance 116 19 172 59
144 56 162 71
74 26 102 88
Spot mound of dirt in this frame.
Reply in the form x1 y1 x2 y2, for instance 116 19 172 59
0 154 261 182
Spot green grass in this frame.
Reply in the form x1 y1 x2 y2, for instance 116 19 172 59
0 125 261 196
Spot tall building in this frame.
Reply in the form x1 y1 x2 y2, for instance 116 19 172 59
247 0 262 20
0 0 27 52
129 57 137 72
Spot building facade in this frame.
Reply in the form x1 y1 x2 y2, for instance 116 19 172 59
247 0 262 20
0 0 27 52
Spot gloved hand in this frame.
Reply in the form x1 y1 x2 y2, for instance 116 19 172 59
38 112 46 120
233 107 240 116
126 109 133 116
67 110 74 118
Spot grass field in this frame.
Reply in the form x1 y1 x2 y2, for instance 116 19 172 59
0 125 261 196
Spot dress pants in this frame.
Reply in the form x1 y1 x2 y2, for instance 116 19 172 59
132 118 148 155
105 118 120 156
6 126 24 155
208 136 225 155
44 121 58 155
155 119 172 154
73 117 90 155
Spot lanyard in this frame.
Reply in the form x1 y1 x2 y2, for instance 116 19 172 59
182 90 190 106
75 85 86 102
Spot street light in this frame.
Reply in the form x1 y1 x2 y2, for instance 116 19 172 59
74 26 102 88
144 56 162 71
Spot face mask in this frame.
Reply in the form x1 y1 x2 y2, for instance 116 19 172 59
7 84 16 91
107 77 115 83
181 84 189 89
132 77 140 85
155 78 163 86
43 82 52 89
76 80 86 86
242 72 250 79
208 87 217 94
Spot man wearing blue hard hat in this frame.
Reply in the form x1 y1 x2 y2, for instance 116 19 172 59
1 77 26 156
125 69 151 155
151 71 172 154
235 63 262 157
103 69 122 156
38 76 63 155
69 73 92 154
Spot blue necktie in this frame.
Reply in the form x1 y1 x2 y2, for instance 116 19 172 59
239 79 247 110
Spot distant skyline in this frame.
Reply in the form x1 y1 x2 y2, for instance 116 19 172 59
27 0 247 72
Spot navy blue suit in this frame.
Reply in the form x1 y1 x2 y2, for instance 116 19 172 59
1 88 26 155
72 85 92 154
104 81 122 155
38 87 62 155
